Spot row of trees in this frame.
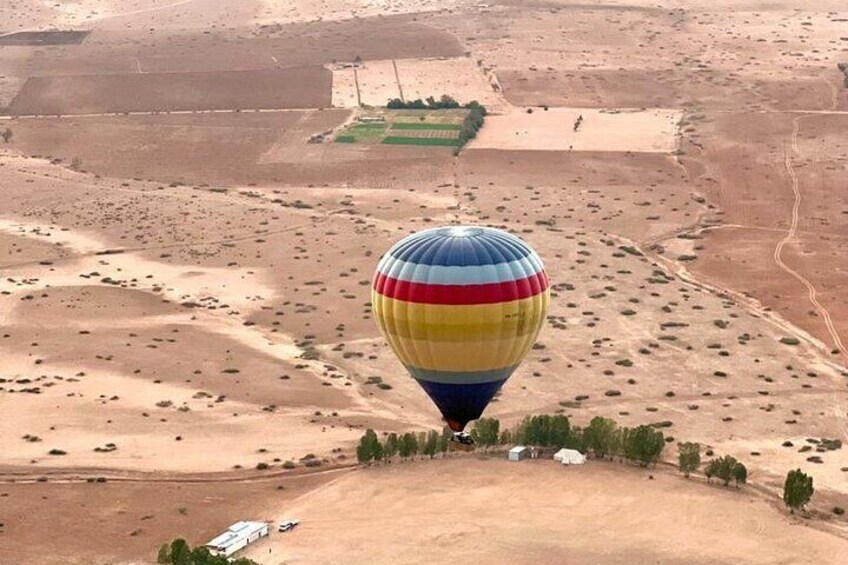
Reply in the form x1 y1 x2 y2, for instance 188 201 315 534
477 414 666 467
358 414 666 467
678 442 748 486
386 94 463 110
458 101 486 147
356 428 451 464
678 442 816 512
357 417 816 513
157 538 256 565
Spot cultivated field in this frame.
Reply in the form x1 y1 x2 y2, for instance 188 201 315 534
2 0 848 564
334 109 466 146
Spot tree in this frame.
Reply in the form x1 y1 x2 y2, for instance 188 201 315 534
471 417 500 449
383 433 398 461
549 415 571 448
499 427 512 446
169 539 191 565
407 432 419 457
678 442 701 478
584 416 618 459
424 430 439 458
157 544 171 564
1 128 12 143
398 432 418 459
705 455 739 486
783 469 814 513
566 426 585 452
733 462 747 486
623 425 664 466
356 429 382 464
438 427 451 455
464 100 488 116
154 537 259 565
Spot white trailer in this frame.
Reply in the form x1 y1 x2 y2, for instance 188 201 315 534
205 521 269 557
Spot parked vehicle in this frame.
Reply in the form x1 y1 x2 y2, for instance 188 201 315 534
278 519 299 532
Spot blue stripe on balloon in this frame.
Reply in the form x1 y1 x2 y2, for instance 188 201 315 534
387 227 534 267
407 365 517 385
415 378 507 430
377 254 544 285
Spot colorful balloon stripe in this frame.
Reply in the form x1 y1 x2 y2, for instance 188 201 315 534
372 271 548 305
376 254 544 285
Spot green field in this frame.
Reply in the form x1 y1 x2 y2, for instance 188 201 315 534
381 136 462 146
335 110 468 145
391 122 462 131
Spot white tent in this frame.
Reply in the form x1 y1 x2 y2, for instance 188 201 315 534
554 448 586 465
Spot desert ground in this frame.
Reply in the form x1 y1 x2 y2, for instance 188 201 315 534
1 0 848 564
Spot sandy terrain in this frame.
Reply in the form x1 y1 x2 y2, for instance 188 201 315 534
330 57 505 109
470 107 681 152
0 466 345 565
1 0 848 563
9 66 332 115
245 459 848 565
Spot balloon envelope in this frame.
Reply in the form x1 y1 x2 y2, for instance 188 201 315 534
372 226 550 431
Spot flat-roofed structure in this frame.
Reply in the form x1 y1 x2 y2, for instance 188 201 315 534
205 521 269 557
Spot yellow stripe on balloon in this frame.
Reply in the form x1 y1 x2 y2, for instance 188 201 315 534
372 290 549 372
372 292 549 326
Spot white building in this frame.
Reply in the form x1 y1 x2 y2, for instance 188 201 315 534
554 448 587 465
205 521 269 557
508 445 529 461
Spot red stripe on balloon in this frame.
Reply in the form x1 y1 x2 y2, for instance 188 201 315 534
372 271 548 305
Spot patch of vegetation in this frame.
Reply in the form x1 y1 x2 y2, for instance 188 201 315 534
705 454 747 486
678 442 701 478
391 122 462 131
157 538 258 565
381 136 462 146
783 469 814 512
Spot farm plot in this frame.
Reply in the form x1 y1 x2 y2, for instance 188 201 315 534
334 110 465 146
8 66 331 115
469 107 681 153
383 128 461 146
330 57 502 109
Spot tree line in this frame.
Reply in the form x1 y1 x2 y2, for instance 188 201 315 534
473 414 666 467
386 94 465 110
356 428 451 464
357 413 666 467
357 415 818 513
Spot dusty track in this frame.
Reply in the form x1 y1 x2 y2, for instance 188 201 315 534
0 462 356 485
773 116 845 354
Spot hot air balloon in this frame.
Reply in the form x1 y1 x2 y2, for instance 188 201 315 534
372 226 550 444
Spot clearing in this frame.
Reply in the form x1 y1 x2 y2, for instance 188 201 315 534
469 107 682 153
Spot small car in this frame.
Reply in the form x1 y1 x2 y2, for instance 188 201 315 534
278 519 299 532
